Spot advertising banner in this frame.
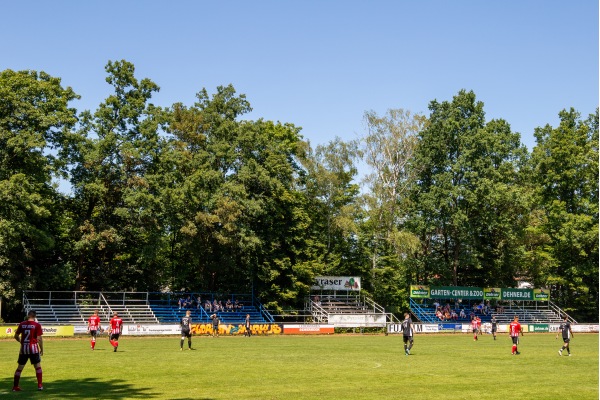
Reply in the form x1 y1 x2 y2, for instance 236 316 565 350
437 323 462 331
328 314 386 327
283 324 334 335
430 286 483 299
191 323 282 335
571 324 600 333
0 325 74 337
312 276 361 291
42 325 75 337
528 324 549 333
0 325 17 338
501 288 533 301
483 287 502 300
532 289 550 301
409 285 430 298
124 324 180 335
391 324 439 333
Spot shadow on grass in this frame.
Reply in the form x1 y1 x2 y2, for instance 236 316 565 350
0 376 191 399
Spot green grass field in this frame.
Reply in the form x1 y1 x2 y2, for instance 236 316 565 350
0 333 597 399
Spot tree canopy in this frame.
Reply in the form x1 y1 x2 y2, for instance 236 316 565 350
0 61 597 321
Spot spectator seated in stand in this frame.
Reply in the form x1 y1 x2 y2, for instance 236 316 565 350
436 310 444 320
225 299 233 312
196 295 202 309
204 299 212 312
213 300 219 312
178 297 186 310
235 300 243 311
451 310 458 321
459 309 467 319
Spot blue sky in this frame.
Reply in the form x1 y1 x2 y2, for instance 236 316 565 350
2 1 598 154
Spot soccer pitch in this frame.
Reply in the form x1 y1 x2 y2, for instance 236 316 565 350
0 333 597 399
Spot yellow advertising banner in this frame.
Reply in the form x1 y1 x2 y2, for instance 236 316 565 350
0 325 74 338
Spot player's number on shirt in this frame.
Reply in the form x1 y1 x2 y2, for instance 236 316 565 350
23 329 31 343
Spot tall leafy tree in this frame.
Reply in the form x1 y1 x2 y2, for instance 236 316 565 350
0 69 78 304
360 109 424 308
299 137 362 276
66 60 166 291
410 90 529 287
531 108 598 320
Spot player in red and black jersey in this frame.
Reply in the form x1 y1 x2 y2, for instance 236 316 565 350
509 315 523 355
108 312 123 352
87 310 101 350
471 316 481 341
13 310 44 392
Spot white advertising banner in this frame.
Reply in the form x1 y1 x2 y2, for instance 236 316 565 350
312 276 361 291
388 324 439 334
328 313 385 327
124 324 180 335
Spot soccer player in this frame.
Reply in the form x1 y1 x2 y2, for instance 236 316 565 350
556 315 574 356
491 316 498 340
180 310 193 350
244 313 252 337
211 313 220 337
108 312 123 352
509 315 523 355
471 316 479 341
13 310 44 392
401 312 414 355
87 310 101 350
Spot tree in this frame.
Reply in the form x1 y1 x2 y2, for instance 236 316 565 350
531 108 599 320
299 137 362 276
0 69 78 306
360 109 424 308
65 60 166 291
410 90 530 287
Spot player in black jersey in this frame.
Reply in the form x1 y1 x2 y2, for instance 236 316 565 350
401 313 414 356
180 310 193 350
491 316 498 340
556 315 573 356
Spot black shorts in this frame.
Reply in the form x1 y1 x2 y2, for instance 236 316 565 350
472 328 478 333
511 336 519 345
181 329 191 338
212 325 219 331
403 335 413 343
110 333 120 341
18 353 41 365
492 327 497 333
562 337 570 343
90 330 98 338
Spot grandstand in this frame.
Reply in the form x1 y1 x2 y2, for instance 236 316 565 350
409 298 573 324
309 294 400 327
22 291 272 325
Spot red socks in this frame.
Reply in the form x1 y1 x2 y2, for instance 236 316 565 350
35 367 42 386
512 345 517 354
13 369 21 387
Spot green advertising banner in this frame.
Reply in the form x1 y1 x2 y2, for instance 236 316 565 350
501 288 533 300
484 287 502 300
409 285 430 298
410 285 544 301
529 324 549 332
430 286 483 299
533 289 550 301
